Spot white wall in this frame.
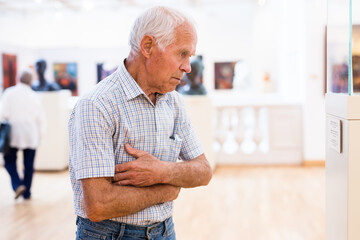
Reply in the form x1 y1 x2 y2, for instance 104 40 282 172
304 0 327 160
0 44 38 91
0 1 307 98
0 0 327 161
35 47 129 96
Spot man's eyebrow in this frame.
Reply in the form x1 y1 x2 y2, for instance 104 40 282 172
179 49 196 56
179 49 190 54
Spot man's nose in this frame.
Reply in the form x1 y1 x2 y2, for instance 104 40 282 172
181 59 191 73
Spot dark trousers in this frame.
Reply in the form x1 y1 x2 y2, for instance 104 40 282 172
4 147 36 198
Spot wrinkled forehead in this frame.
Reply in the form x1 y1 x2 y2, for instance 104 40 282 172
177 21 197 39
174 23 197 50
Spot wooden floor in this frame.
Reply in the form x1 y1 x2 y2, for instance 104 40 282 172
0 166 325 240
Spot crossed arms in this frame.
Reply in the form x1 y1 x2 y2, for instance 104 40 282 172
81 144 212 222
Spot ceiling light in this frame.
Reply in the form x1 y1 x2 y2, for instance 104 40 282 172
55 1 62 9
82 0 94 11
258 0 266 6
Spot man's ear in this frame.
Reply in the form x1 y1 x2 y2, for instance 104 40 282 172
140 35 156 59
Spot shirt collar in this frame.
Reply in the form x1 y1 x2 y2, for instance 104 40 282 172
117 59 170 103
117 59 144 101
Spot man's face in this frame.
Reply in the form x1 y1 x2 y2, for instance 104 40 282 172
146 23 197 94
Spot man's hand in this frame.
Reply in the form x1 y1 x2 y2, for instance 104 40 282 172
113 144 168 187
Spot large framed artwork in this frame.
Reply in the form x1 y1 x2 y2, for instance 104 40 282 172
2 53 17 90
353 56 360 92
53 63 78 96
352 25 360 93
214 61 237 90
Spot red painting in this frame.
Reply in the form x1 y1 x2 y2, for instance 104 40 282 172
2 53 17 90
214 62 237 90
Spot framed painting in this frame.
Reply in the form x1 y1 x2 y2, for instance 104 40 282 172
96 63 117 83
214 61 237 90
2 53 17 90
352 25 360 93
53 63 78 96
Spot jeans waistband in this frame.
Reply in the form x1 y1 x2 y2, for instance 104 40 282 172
76 216 174 238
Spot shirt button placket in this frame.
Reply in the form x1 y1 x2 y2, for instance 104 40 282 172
154 106 161 155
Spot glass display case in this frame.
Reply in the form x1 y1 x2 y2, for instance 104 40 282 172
327 0 360 95
326 1 360 240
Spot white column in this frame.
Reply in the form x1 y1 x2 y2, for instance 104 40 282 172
326 93 360 240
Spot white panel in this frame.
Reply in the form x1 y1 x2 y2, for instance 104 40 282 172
183 96 215 169
326 115 348 240
326 93 360 119
348 120 360 240
268 107 303 150
35 90 71 170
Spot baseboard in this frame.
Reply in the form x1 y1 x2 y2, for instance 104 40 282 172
302 160 325 167
213 160 326 171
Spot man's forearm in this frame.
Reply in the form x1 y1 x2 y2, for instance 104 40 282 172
113 147 213 188
162 154 212 188
82 177 179 222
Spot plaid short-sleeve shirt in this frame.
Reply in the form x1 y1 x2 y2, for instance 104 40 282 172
68 60 203 226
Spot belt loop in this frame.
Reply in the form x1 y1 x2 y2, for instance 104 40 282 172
76 216 80 226
116 223 125 240
163 218 169 237
146 226 151 240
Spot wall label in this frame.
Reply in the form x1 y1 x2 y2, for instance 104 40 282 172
329 117 342 154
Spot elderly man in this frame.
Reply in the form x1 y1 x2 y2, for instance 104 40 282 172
69 6 212 240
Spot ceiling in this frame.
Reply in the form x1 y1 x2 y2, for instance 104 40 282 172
0 0 256 15
0 0 145 14
0 0 262 48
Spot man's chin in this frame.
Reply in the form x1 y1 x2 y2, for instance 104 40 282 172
156 84 178 94
162 87 176 94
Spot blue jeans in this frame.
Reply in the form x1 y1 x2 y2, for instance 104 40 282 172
4 147 36 198
76 216 176 240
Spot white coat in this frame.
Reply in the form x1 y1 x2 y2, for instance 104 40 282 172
0 83 46 149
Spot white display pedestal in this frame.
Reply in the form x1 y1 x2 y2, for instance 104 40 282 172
35 90 71 171
183 96 215 169
326 93 360 240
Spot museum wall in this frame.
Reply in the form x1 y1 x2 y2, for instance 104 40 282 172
0 0 327 161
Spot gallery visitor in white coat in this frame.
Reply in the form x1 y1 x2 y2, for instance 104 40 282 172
0 70 46 200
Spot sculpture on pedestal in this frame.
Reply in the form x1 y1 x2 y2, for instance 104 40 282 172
32 59 61 92
177 56 207 95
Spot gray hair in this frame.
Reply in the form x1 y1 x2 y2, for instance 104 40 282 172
19 70 33 86
129 6 194 52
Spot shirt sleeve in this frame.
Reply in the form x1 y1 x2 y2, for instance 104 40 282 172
69 98 115 180
174 94 204 161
